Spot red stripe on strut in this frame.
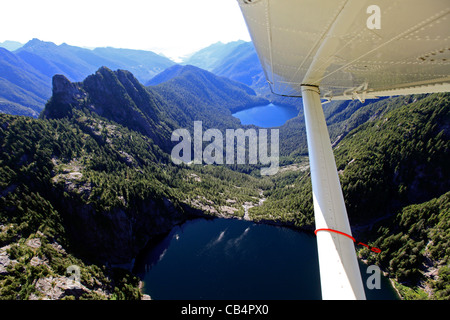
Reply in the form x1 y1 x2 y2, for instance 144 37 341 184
314 228 381 253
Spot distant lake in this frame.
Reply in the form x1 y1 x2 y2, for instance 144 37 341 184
232 103 299 127
134 218 399 300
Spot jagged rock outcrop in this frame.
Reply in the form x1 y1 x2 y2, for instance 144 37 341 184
40 67 174 151
30 275 91 300
41 74 85 119
0 245 16 275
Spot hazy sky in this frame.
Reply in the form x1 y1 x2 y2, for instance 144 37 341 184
0 0 251 61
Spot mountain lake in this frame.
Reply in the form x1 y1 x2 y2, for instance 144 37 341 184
232 103 299 127
134 218 399 300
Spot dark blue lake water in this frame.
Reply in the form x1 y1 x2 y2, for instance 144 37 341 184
134 218 399 300
232 103 299 127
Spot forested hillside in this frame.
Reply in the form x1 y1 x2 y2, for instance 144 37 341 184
361 191 450 299
148 64 269 130
0 64 274 299
252 93 449 227
250 92 450 299
0 113 261 299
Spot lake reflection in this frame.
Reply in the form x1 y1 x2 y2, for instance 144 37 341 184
134 218 399 300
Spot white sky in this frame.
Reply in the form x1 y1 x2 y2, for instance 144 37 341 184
0 0 251 61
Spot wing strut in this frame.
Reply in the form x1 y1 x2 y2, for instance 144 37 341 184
301 85 366 300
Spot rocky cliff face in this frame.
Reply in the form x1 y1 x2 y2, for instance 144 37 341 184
59 194 197 267
51 74 84 103
41 67 174 151
40 74 86 119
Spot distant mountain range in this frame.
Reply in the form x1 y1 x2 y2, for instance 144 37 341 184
0 47 51 117
15 39 176 83
180 40 272 97
0 39 176 117
0 40 24 51
0 38 280 118
181 40 247 71
0 38 282 119
180 40 306 110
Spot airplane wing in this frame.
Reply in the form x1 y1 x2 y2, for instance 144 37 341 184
237 0 450 101
236 0 450 300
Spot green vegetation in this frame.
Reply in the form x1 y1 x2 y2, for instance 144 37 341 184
0 106 259 299
0 60 449 300
250 94 449 225
0 114 150 299
149 64 269 126
336 93 449 222
248 161 314 227
247 93 450 299
359 192 450 300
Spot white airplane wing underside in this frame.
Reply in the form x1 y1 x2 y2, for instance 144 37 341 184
237 0 450 101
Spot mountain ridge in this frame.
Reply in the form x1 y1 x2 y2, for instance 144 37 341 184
147 64 270 131
41 65 270 152
0 47 52 116
0 39 176 116
16 38 176 83
181 40 246 71
41 67 174 151
0 40 23 51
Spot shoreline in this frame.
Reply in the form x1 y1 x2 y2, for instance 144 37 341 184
134 210 406 301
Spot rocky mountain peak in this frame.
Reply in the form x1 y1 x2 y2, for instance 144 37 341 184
39 74 85 119
52 74 78 97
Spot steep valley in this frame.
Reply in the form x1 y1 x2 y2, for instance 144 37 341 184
0 63 449 300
